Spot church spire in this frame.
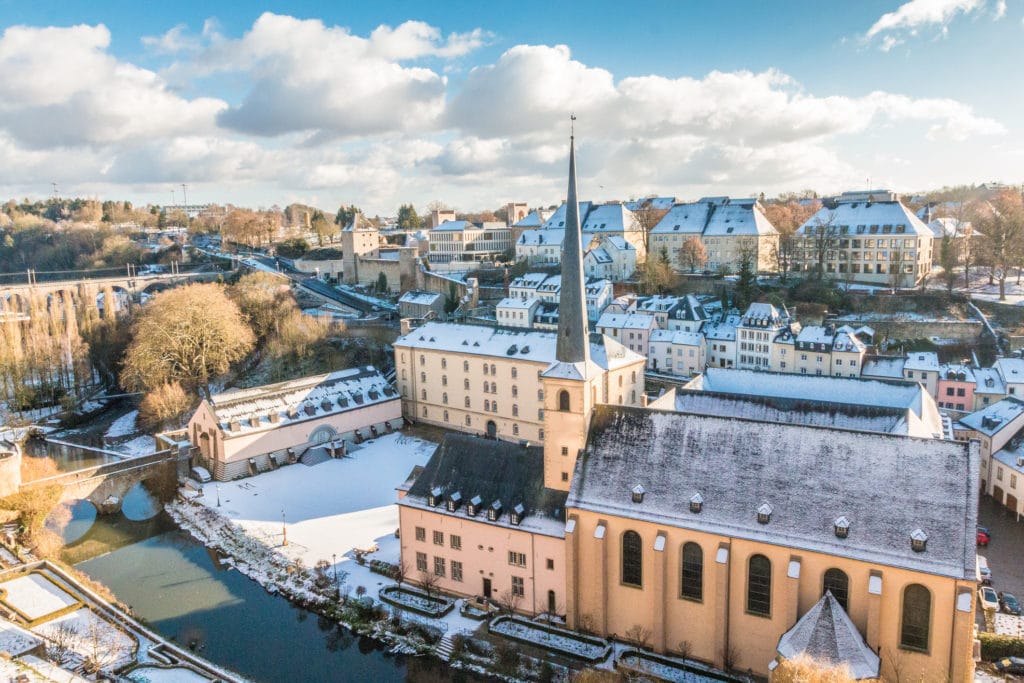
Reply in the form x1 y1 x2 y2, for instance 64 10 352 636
556 119 590 364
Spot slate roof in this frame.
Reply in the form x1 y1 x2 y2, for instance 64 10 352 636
797 198 933 238
541 201 594 231
861 356 907 379
581 203 641 234
518 229 564 247
957 397 1024 436
569 406 978 580
776 592 880 680
905 352 939 372
995 358 1024 385
974 367 1006 394
401 434 567 536
650 197 777 237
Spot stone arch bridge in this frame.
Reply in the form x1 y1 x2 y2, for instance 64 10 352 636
20 450 184 514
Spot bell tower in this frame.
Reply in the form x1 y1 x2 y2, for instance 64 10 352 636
543 121 598 491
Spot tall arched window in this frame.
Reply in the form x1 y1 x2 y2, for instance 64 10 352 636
512 385 518 398
558 390 570 412
491 382 497 393
512 423 519 435
680 542 703 601
631 371 637 383
747 554 771 616
823 568 850 612
465 397 471 408
419 355 425 366
512 404 519 416
420 372 426 383
463 360 469 372
511 367 518 379
464 378 470 390
442 393 448 405
900 584 931 651
484 399 490 411
441 375 447 386
490 364 496 375
420 389 427 400
622 531 642 587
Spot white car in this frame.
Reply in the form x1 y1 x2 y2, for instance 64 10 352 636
979 586 999 612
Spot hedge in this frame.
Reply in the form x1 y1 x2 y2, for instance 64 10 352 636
979 632 1024 660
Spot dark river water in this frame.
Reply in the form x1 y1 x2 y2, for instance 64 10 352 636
53 490 471 682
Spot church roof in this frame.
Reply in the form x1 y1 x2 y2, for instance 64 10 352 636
401 433 567 537
568 406 977 580
776 592 880 680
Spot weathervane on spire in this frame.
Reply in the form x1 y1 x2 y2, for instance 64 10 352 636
570 113 576 138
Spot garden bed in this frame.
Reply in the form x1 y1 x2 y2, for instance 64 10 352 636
459 600 495 620
378 586 455 618
616 649 747 682
489 615 609 662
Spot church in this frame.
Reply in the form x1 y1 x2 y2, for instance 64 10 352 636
397 133 978 681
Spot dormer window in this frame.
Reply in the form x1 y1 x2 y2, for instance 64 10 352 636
757 502 773 525
910 528 928 552
428 486 443 508
488 500 502 522
631 484 645 504
511 504 525 526
689 493 704 514
834 516 850 539
447 491 462 512
467 495 481 517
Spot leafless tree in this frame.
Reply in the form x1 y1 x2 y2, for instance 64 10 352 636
677 236 707 273
45 622 78 667
495 588 522 616
805 211 840 281
973 190 1024 301
623 623 652 649
417 569 441 600
577 612 597 635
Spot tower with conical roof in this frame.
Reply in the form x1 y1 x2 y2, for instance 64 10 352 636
543 124 600 491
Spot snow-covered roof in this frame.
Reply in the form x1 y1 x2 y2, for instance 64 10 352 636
797 199 933 238
957 397 1024 436
509 272 549 289
995 358 1024 385
993 444 1024 474
581 203 640 234
585 247 612 264
625 196 676 211
206 367 397 436
927 217 972 239
399 290 442 306
650 202 709 235
796 326 835 346
905 352 940 373
650 197 777 237
776 592 880 680
939 364 975 383
541 201 594 230
671 389 916 435
395 321 644 372
596 312 658 330
518 229 564 247
431 219 472 232
496 296 540 311
650 330 704 347
602 235 634 251
832 329 866 353
570 406 978 580
703 316 738 341
974 367 1006 394
861 356 907 379
741 302 788 326
512 209 552 228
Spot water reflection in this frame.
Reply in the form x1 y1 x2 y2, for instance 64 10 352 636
122 482 161 521
22 436 118 473
45 499 96 544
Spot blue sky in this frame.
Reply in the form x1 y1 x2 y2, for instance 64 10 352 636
0 0 1020 214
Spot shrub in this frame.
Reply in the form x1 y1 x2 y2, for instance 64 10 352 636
138 382 193 431
980 632 1024 660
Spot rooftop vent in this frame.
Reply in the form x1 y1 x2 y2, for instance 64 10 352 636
229 420 240 432
287 406 299 419
689 493 704 514
757 502 773 525
520 346 530 354
249 416 261 428
320 399 332 412
834 516 850 539
631 484 645 504
428 486 443 507
304 403 316 416
910 528 928 552
488 499 503 522
269 412 281 424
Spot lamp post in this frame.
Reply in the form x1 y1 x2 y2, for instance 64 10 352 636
281 510 288 547
216 484 221 508
332 553 338 593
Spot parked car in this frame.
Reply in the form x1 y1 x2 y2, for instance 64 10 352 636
978 555 993 585
979 586 999 612
999 592 1022 616
977 529 990 547
995 657 1024 675
978 525 991 539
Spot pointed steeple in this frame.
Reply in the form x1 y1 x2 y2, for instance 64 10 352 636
556 124 590 364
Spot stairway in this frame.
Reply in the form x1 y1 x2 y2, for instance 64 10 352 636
300 447 332 467
435 634 455 661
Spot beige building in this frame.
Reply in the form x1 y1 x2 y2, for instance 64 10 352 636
736 303 792 371
428 220 512 264
649 197 779 274
648 330 705 376
955 397 1024 501
188 367 403 481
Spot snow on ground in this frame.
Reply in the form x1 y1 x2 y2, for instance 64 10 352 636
105 410 139 438
127 666 213 682
35 608 137 670
0 620 43 656
196 432 435 576
111 435 156 458
0 574 79 620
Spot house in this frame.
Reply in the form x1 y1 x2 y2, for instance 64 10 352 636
398 290 446 321
649 197 779 273
926 217 975 265
955 397 1024 498
595 312 658 358
937 364 975 414
495 297 540 329
664 294 709 332
648 330 705 376
972 367 1007 410
584 280 614 322
861 356 907 383
188 367 403 481
516 229 564 265
508 272 550 300
703 313 740 369
994 358 1024 398
583 235 637 282
790 325 867 378
904 352 940 398
793 191 934 288
581 203 647 261
736 303 791 371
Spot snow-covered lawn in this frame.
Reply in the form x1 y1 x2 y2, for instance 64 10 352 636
618 650 733 683
110 435 156 458
0 573 79 621
0 620 43 656
490 616 609 661
105 410 139 438
380 586 455 617
35 607 137 670
195 433 436 578
994 612 1024 638
127 666 213 682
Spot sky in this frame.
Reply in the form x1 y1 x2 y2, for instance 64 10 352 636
0 0 1021 216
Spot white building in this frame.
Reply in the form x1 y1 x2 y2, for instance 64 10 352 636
428 220 512 264
704 313 740 369
648 330 706 376
596 312 658 358
736 303 791 371
495 297 541 328
904 351 940 398
583 236 637 281
994 358 1024 398
515 229 564 265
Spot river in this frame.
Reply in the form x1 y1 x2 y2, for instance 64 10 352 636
54 487 473 683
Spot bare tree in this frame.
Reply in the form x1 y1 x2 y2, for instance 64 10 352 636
417 569 441 600
973 190 1024 301
393 559 409 589
623 623 652 649
630 199 669 254
677 236 707 273
888 248 904 290
495 588 522 616
45 622 78 667
805 211 840 281
576 612 597 635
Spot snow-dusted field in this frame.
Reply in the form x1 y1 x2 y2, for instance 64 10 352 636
35 607 137 670
195 433 436 573
105 410 139 438
0 573 79 620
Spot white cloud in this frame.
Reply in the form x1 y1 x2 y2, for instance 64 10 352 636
865 0 992 47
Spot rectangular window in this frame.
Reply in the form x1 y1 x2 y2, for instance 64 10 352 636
957 388 966 397
1012 474 1018 489
451 560 463 582
450 535 461 550
433 530 444 546
946 388 955 396
997 467 1004 481
415 527 426 542
508 551 527 567
434 556 446 577
512 576 525 597
416 552 427 572
546 558 555 570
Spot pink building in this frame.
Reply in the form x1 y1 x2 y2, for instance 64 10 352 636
937 364 975 414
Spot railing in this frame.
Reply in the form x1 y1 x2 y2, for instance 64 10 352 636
21 449 175 488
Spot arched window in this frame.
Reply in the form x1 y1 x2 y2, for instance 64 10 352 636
441 358 447 369
465 397 471 408
512 385 518 398
512 423 519 435
622 531 643 587
491 402 498 413
491 382 497 393
490 364 496 375
900 584 931 651
420 389 427 400
443 410 449 422
618 375 623 387
631 390 637 403
465 415 471 426
511 367 518 379
420 372 426 383
422 406 428 417
484 400 491 411
463 360 469 372
681 543 703 601
442 375 447 386
401 369 406 380
442 393 448 405
823 568 850 612
419 355 425 366
538 389 544 401
483 381 489 393
631 371 636 383
747 554 771 616
512 404 519 416
464 378 470 390
484 363 489 375
558 390 570 412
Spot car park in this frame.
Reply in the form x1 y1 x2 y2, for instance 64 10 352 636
979 585 999 612
1000 592 1022 616
995 657 1024 675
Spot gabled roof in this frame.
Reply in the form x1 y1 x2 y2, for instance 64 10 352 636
776 592 880 680
974 367 1006 394
797 199 933 238
401 433 567 537
518 229 564 247
569 406 977 580
927 217 973 239
861 355 907 379
581 203 641 234
957 397 1024 436
995 358 1024 385
513 209 553 228
541 201 594 230
905 352 939 372
596 312 658 330
650 197 777 237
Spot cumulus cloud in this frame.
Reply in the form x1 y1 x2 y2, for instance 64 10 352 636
864 0 994 47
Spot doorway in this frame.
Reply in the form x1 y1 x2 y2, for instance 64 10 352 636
486 420 497 438
548 590 556 614
483 577 492 599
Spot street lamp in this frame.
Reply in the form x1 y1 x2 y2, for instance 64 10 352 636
281 510 288 547
332 553 338 592
216 484 221 508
